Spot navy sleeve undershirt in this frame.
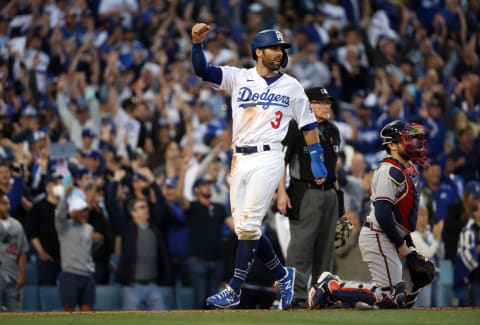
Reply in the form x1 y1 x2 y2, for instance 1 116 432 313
375 200 405 247
301 121 318 131
191 43 222 85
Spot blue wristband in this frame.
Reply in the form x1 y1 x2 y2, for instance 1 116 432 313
308 143 327 178
308 143 324 161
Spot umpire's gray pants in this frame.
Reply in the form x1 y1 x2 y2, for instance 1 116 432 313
286 188 338 301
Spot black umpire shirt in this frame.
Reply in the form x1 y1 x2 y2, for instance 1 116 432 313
282 120 340 185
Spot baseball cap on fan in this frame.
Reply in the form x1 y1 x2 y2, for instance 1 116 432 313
305 87 335 102
465 181 480 199
192 176 213 189
68 197 89 213
164 177 177 188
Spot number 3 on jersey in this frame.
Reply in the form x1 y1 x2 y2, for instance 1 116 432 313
271 110 283 129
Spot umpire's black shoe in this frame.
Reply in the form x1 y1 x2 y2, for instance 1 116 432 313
290 298 308 309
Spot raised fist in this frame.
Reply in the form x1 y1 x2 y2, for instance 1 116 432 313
191 23 211 44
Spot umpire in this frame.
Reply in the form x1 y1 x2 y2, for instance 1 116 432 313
277 87 341 308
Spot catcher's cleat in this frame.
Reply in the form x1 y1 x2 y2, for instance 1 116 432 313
308 272 340 309
308 285 327 309
277 267 296 310
316 272 341 294
206 285 240 309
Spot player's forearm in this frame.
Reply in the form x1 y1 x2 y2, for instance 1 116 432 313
302 128 320 146
191 44 222 84
191 43 208 78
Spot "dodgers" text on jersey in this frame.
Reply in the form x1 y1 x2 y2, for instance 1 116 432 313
237 87 290 109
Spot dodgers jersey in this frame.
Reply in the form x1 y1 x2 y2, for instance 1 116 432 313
217 67 316 146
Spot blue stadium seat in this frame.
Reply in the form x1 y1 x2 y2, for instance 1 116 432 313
22 285 40 311
158 286 175 310
39 286 63 311
24 262 38 286
174 282 194 310
95 285 122 311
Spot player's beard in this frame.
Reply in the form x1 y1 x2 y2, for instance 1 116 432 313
262 56 281 72
398 147 410 162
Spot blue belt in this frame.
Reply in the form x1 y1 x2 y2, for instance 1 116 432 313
235 144 270 154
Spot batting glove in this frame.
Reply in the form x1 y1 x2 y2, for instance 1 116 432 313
308 143 327 179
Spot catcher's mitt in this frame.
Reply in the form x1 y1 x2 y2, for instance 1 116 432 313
335 216 353 249
406 250 435 290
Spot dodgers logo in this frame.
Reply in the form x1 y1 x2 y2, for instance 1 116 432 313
236 87 290 109
275 31 284 42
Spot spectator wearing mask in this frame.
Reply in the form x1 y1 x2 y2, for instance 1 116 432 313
25 173 63 285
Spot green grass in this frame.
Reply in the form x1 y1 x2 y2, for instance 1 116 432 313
1 309 480 325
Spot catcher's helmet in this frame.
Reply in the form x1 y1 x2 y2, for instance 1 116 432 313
380 120 407 145
380 120 428 166
250 29 290 68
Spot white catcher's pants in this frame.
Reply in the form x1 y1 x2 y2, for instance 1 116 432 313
359 226 414 293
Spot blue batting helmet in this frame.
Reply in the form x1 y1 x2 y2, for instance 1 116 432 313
250 29 290 68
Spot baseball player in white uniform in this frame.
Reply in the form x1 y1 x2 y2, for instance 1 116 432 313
308 120 429 309
191 23 327 309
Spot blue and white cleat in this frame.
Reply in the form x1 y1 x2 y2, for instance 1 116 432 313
277 267 296 310
206 285 241 309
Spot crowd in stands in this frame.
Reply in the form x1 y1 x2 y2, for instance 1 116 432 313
0 0 479 311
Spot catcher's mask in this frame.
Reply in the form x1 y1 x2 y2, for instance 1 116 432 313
381 120 428 166
250 29 290 68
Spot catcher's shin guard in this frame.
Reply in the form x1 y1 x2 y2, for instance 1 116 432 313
330 286 377 307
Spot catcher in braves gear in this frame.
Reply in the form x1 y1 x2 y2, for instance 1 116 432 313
191 24 327 310
309 120 431 309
